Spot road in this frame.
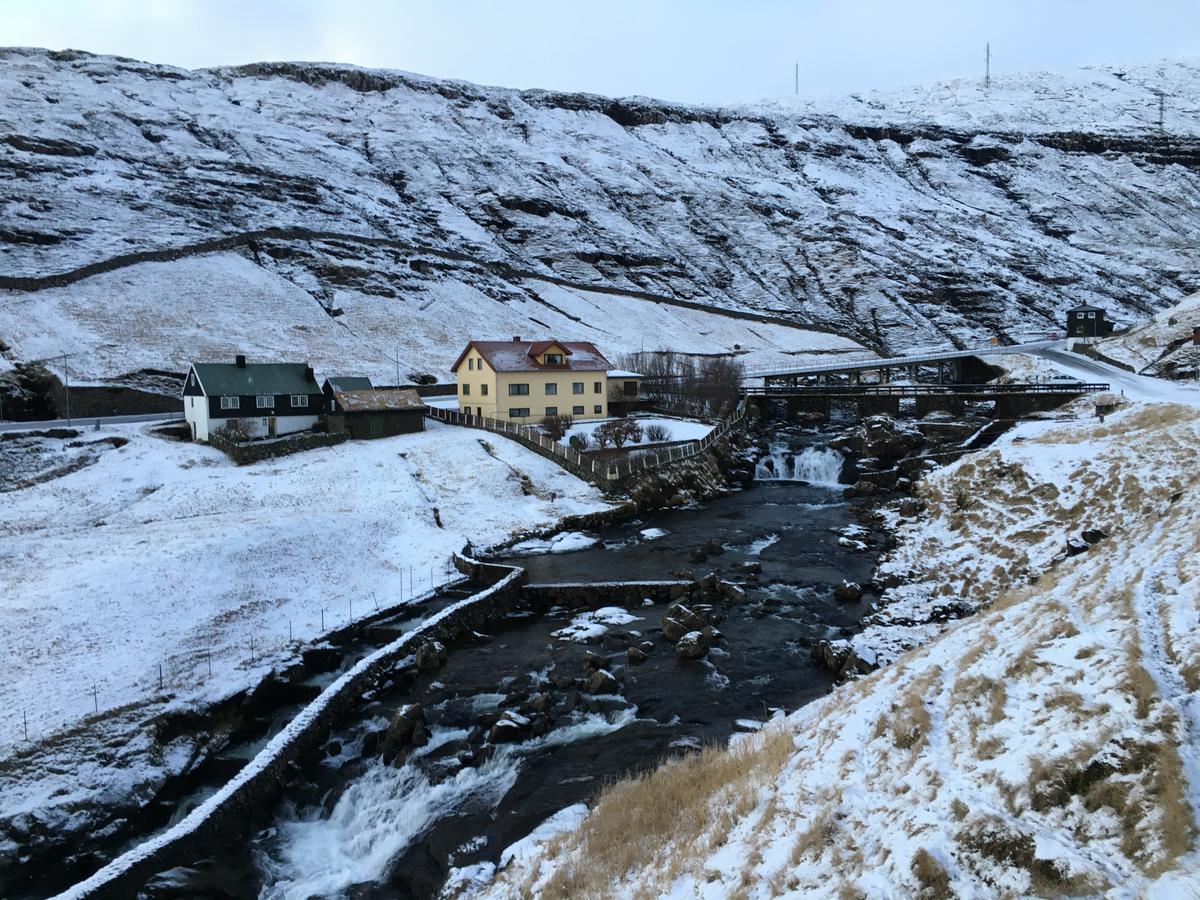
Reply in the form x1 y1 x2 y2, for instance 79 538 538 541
0 412 182 434
1032 348 1200 406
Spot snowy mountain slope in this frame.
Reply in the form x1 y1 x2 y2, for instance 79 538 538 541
766 58 1200 136
477 398 1200 898
2 48 1200 385
0 250 857 384
1089 289 1200 379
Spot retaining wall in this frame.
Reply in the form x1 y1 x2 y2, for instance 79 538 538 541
58 556 526 900
208 429 349 464
523 580 693 610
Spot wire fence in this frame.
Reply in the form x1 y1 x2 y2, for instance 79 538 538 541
425 401 749 483
6 562 461 750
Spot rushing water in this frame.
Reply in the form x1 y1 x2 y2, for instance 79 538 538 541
155 445 880 899
754 443 846 485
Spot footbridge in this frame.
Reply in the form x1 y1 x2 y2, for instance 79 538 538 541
743 339 1062 387
743 381 1109 419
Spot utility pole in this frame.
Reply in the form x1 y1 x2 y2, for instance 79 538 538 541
53 354 73 425
1156 90 1165 131
984 42 991 91
794 62 799 96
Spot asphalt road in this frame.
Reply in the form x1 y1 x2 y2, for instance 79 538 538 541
0 412 182 434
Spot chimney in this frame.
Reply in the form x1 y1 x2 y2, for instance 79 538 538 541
304 366 315 383
235 354 246 368
512 336 521 342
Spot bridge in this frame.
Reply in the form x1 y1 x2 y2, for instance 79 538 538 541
743 380 1109 419
742 339 1061 387
739 339 1112 419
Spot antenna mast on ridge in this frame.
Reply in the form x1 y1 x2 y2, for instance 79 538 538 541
985 42 991 91
794 62 799 96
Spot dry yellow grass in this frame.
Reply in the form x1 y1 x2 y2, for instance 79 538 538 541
534 727 795 899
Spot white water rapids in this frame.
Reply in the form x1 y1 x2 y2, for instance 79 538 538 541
754 445 846 487
255 709 636 899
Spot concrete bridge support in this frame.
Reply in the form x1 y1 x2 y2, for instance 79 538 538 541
856 396 901 417
786 396 831 419
995 392 1074 417
914 396 966 418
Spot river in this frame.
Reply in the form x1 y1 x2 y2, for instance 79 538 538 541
147 443 883 899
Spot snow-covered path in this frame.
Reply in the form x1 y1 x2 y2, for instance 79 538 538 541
1034 347 1200 406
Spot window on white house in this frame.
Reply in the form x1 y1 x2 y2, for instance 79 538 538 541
545 353 564 365
256 396 273 408
545 383 557 395
546 406 558 416
573 405 584 415
593 381 602 393
572 382 584 394
291 395 308 408
481 384 489 395
220 396 240 410
509 407 530 418
462 383 471 396
509 383 529 396
468 358 474 370
594 404 602 414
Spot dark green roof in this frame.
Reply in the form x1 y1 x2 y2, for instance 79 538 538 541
190 362 320 396
323 376 373 392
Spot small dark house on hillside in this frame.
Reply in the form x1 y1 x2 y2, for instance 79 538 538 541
1066 304 1112 339
321 376 373 410
183 355 323 442
325 379 426 439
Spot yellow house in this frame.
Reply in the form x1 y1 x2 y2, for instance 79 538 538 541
451 337 614 423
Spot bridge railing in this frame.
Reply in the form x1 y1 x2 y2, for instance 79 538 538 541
743 340 1060 380
742 382 1110 397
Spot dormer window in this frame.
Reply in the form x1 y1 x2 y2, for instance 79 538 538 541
545 353 564 365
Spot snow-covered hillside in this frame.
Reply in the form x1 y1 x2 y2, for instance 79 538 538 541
0 421 609 862
2 48 1200 388
477 389 1200 897
1090 289 1200 379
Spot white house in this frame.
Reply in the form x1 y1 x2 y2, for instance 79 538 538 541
182 355 324 442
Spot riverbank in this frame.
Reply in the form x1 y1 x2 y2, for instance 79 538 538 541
478 392 1200 897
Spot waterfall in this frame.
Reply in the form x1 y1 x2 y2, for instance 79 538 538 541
754 445 845 487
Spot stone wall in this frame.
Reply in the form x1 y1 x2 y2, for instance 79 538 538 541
208 429 348 464
59 556 525 900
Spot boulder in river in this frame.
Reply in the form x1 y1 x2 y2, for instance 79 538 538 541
382 703 426 763
628 645 650 664
701 538 725 556
833 581 864 603
585 668 619 695
488 710 533 744
675 629 714 660
414 641 445 672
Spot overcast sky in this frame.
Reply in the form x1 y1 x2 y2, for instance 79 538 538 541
5 0 1198 104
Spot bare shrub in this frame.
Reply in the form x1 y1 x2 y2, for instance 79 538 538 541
597 417 642 448
540 413 573 441
644 423 672 443
215 420 250 443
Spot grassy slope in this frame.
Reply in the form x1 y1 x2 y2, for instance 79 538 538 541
478 401 1200 898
